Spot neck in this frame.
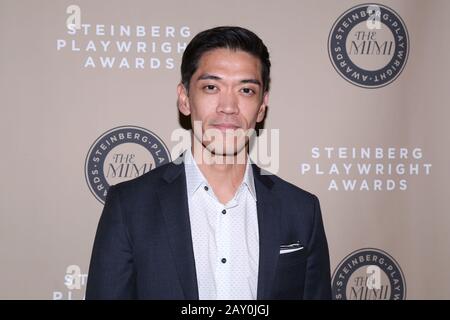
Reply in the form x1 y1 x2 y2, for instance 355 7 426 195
190 136 248 194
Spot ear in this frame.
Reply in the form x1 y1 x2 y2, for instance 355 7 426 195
177 83 191 116
256 91 269 123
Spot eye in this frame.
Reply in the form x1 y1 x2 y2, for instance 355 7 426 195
240 87 255 96
203 84 218 92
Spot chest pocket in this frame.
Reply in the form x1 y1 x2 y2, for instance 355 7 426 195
272 247 308 299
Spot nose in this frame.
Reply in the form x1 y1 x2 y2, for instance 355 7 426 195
216 90 239 115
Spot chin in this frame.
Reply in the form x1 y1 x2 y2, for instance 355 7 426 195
205 142 248 157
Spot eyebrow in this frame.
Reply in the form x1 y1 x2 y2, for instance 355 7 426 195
196 73 261 86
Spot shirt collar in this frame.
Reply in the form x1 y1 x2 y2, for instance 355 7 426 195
183 148 257 201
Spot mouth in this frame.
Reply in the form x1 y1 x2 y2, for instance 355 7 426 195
210 123 241 131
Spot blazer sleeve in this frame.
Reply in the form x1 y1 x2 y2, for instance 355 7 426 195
303 195 332 299
85 185 136 299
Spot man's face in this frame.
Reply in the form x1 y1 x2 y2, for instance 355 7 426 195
178 48 269 157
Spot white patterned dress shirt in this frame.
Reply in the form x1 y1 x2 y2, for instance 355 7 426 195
183 148 259 300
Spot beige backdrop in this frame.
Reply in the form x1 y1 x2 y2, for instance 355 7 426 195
1 0 449 299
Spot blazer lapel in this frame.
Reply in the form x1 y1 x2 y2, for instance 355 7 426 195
155 158 280 300
156 159 199 300
253 164 281 300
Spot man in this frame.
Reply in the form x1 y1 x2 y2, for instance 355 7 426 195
86 26 331 300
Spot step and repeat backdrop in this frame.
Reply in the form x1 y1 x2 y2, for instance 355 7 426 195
1 0 449 299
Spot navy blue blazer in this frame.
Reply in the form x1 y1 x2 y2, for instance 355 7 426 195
86 156 331 300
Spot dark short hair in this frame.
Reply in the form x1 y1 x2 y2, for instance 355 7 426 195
181 26 271 93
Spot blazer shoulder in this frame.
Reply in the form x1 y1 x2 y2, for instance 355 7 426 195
109 161 181 197
266 170 319 205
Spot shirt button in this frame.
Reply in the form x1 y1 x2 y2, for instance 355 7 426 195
222 209 226 215
204 186 209 191
221 258 227 264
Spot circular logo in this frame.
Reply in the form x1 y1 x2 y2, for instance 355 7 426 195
331 248 406 300
328 3 409 88
85 126 171 204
